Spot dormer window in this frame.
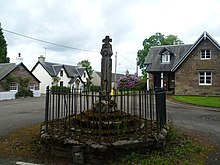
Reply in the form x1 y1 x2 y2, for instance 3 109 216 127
161 51 170 63
200 49 211 60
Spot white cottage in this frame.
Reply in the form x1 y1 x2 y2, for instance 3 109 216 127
31 56 90 93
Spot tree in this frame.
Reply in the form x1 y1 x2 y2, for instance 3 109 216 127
78 60 94 79
0 23 10 63
137 32 183 77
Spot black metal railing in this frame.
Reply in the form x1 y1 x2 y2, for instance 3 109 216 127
44 86 166 143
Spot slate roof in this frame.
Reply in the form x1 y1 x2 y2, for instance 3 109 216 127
145 31 220 72
63 65 81 77
69 77 80 84
0 63 17 81
145 44 192 72
32 61 87 79
0 63 40 82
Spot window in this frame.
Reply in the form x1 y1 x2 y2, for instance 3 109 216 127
60 70 63 77
199 71 212 85
10 82 18 91
29 83 35 91
60 81 64 87
161 51 170 63
200 49 211 60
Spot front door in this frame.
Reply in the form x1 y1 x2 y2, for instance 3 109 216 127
154 72 161 89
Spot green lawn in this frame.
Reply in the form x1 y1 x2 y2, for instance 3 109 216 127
172 96 220 108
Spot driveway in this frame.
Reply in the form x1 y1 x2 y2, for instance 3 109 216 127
167 99 220 164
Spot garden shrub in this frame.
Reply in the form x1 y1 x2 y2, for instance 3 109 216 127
116 75 140 90
51 86 71 93
90 85 101 92
15 89 33 98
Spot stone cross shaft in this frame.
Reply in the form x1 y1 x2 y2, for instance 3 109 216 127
100 36 113 97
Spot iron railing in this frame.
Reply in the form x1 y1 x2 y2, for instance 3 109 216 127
44 86 166 143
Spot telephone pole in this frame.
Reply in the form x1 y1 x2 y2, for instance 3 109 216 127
114 52 117 90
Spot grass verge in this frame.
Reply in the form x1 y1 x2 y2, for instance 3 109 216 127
0 123 213 165
114 123 213 165
172 96 220 108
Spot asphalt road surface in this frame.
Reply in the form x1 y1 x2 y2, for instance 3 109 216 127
0 96 45 138
167 99 220 164
0 96 220 164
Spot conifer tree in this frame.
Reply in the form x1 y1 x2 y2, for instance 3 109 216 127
0 23 10 63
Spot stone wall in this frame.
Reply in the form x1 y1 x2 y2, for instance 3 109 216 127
175 39 220 95
0 64 39 92
40 124 168 165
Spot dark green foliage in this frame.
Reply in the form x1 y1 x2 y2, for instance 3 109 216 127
90 85 100 92
15 76 33 98
15 89 33 98
137 33 183 77
51 86 71 93
78 60 94 79
2 74 33 98
133 79 147 90
1 74 17 91
0 23 10 63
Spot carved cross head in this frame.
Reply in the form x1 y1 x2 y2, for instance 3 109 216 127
102 36 112 44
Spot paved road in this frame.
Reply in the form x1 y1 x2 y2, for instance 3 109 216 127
0 96 45 138
0 96 220 164
167 99 220 164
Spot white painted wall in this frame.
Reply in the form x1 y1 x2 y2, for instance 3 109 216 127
79 70 90 89
80 70 89 83
58 69 71 87
91 71 101 86
0 91 16 100
32 64 90 93
32 64 52 94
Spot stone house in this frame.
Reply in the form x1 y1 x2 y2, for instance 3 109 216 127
145 31 220 95
31 56 90 94
0 62 40 100
91 71 124 88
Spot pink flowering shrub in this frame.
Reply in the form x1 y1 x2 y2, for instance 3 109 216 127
116 75 140 90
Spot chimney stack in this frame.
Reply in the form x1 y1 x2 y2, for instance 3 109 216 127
16 53 23 64
125 69 129 76
38 55 45 62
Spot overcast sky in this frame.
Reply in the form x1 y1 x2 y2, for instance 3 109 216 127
1 0 220 74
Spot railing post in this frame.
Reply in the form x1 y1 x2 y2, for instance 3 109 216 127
45 86 50 132
155 88 167 133
155 90 160 134
162 91 167 126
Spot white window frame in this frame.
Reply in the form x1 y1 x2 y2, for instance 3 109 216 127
200 49 211 60
161 52 170 63
29 83 35 91
199 71 212 85
10 82 18 91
